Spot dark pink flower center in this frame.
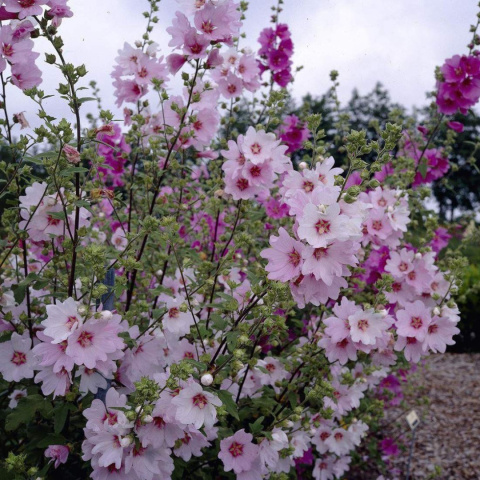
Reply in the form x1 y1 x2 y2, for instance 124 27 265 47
250 142 261 155
169 307 180 318
302 180 314 192
265 363 275 373
228 441 244 457
372 220 383 231
11 351 27 365
77 330 94 347
410 316 423 329
250 165 262 177
288 249 301 267
314 219 331 235
428 324 438 334
2 44 13 57
313 247 328 260
227 83 237 94
398 261 409 272
201 21 214 34
236 178 249 191
357 319 369 331
66 315 78 329
47 215 61 226
20 0 35 7
192 393 208 409
154 416 166 429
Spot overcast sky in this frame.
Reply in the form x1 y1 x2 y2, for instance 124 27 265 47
5 0 479 131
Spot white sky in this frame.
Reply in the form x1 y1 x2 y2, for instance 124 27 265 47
4 0 478 133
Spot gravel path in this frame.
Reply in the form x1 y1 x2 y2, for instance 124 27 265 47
390 353 480 479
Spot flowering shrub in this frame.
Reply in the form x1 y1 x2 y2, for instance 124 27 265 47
0 1 477 479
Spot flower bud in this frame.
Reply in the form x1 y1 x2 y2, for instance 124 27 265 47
62 144 81 164
298 161 308 170
100 310 113 320
433 307 441 316
120 437 132 448
143 415 154 424
201 373 214 386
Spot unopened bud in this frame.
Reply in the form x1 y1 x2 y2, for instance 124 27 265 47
201 373 214 386
120 437 132 448
100 310 113 320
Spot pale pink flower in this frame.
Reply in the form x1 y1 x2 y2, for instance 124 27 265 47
62 144 81 164
66 316 125 369
0 332 34 382
348 309 389 346
8 388 27 408
35 366 71 398
219 429 259 474
394 335 424 362
325 428 354 455
5 0 46 19
385 248 414 277
44 445 69 468
43 297 82 344
162 296 195 336
301 240 358 285
171 381 222 429
242 126 280 164
395 300 432 341
255 357 288 386
422 316 459 353
298 203 351 248
260 227 304 281
173 425 210 461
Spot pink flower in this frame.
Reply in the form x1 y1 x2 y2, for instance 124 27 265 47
0 332 34 382
11 60 42 89
166 53 187 74
218 72 243 98
348 309 389 346
422 316 459 353
171 381 222 429
66 316 125 369
301 240 358 285
243 126 280 164
260 227 304 281
44 444 69 468
219 429 259 474
447 121 464 132
5 0 46 19
162 296 195 337
43 297 82 344
297 203 351 248
396 300 432 341
62 144 81 164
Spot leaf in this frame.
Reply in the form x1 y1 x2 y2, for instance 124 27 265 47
54 403 71 434
418 158 428 179
217 390 239 420
249 416 265 434
5 394 49 431
59 167 89 176
78 97 96 105
12 284 26 304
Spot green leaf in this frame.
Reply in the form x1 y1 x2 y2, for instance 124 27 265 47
249 415 264 434
418 158 428 179
54 403 71 434
216 390 239 420
59 167 89 176
12 284 26 304
5 394 52 431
